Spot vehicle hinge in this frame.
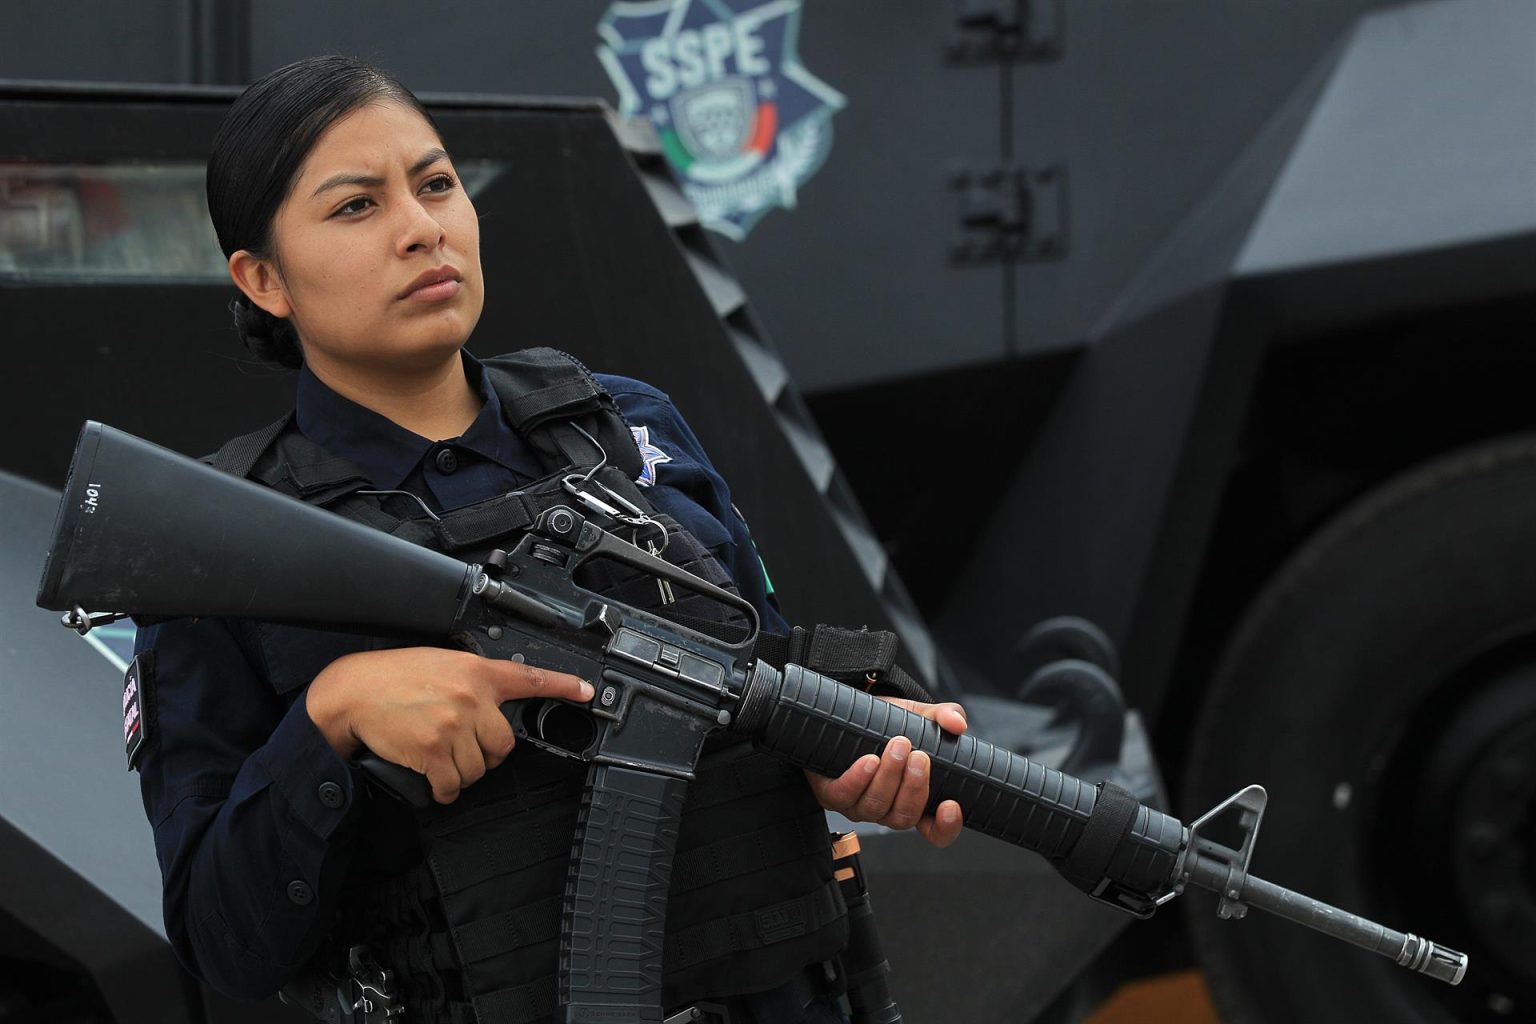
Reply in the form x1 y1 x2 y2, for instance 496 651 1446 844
947 0 1065 64
949 164 1068 264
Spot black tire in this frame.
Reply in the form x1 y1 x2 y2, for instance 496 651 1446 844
1181 437 1536 1024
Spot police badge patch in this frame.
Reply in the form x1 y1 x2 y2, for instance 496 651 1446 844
629 425 673 486
597 0 845 240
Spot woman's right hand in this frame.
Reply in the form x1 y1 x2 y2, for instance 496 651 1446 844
305 646 594 803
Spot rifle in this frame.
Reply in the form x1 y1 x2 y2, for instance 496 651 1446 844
38 423 1469 1022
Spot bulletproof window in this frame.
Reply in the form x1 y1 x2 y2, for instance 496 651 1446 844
0 161 505 282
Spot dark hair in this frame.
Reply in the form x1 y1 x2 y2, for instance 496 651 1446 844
207 55 439 368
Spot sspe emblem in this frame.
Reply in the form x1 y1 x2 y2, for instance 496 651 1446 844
597 0 845 240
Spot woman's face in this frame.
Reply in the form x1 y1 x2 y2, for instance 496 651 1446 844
241 100 485 375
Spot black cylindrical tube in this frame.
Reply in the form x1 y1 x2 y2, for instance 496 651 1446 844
735 664 1184 895
831 833 901 1024
1185 857 1469 985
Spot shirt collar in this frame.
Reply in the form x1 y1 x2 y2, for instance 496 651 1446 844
294 351 526 490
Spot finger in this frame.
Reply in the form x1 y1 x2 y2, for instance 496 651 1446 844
883 697 969 736
489 660 594 703
851 736 912 821
880 749 932 830
804 755 880 811
422 752 463 805
477 704 517 771
915 800 964 848
449 725 488 791
935 702 969 735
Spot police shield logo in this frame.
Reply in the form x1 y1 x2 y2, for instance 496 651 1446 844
597 0 845 240
677 79 754 161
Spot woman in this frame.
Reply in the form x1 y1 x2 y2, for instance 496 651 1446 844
136 55 966 1024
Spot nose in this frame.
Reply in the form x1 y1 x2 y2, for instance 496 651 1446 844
397 195 446 256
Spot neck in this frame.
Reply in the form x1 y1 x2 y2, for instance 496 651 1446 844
304 349 481 441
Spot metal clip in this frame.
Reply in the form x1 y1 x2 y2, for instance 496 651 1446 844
649 538 677 605
60 605 130 636
560 423 662 531
664 1003 731 1024
342 945 404 1022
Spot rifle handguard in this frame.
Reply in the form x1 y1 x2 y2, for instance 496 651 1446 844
734 663 1185 899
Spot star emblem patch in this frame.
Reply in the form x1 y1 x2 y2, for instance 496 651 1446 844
597 0 845 240
630 425 673 487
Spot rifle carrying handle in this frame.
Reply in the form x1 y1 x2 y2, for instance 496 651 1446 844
559 762 688 1023
740 665 1185 896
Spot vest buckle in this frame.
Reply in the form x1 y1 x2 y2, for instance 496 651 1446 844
663 1001 733 1024
340 945 404 1023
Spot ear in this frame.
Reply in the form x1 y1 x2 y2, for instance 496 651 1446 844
227 250 292 320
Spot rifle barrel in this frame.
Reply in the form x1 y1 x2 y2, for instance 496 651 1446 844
1185 857 1468 985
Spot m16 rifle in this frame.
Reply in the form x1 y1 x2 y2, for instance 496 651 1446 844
37 423 1469 1022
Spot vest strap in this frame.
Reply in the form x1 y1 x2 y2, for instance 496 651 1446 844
482 348 604 432
431 492 543 550
670 809 829 895
452 895 565 966
482 348 645 480
668 880 845 970
683 745 802 813
428 807 575 896
470 978 558 1024
205 412 292 476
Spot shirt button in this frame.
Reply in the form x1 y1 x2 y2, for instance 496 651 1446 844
434 447 459 474
287 880 314 905
317 781 345 809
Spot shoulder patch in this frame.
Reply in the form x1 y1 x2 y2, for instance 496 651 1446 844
123 650 156 771
629 425 674 487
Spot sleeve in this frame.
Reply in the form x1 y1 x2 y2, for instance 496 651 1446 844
600 375 790 635
134 616 365 1000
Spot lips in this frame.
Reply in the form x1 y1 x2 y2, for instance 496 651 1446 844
399 266 463 301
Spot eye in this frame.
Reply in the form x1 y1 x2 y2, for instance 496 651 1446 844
421 173 457 195
334 195 375 217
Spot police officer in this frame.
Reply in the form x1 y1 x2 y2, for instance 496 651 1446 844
135 56 968 1023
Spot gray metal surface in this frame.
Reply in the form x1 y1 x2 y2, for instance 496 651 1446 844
1007 0 1402 355
1239 0 1536 275
0 470 194 1023
939 0 1536 708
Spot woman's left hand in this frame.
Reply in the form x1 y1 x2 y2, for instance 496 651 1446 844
803 698 968 848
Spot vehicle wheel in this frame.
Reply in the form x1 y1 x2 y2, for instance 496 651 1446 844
1181 436 1536 1024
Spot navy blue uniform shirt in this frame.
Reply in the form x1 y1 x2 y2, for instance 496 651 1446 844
134 354 786 998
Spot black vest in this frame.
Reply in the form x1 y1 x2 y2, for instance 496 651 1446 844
209 349 848 1022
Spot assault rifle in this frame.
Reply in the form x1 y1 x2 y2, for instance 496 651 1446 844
38 423 1468 1022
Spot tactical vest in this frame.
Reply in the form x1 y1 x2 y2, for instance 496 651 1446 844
208 349 849 1022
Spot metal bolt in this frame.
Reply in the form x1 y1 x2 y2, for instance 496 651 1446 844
511 652 525 663
601 686 618 707
486 626 503 640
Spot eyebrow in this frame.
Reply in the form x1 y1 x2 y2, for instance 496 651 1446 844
310 148 451 199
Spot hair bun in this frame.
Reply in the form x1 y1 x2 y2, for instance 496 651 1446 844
230 297 303 369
